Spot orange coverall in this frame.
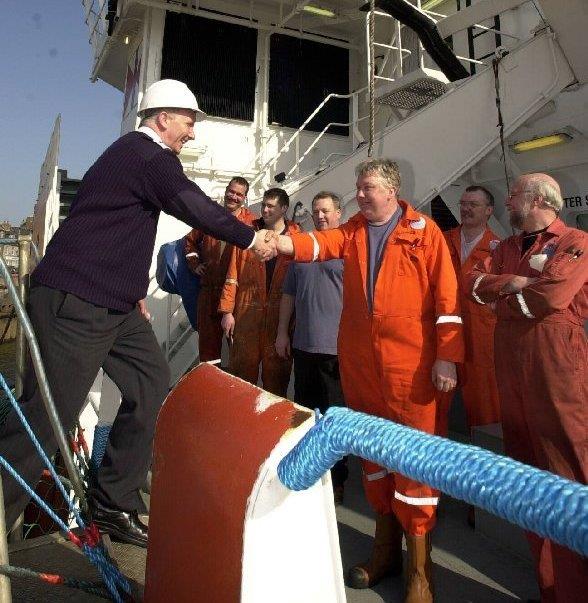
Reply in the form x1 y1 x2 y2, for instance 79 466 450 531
444 226 501 430
290 201 464 535
467 218 587 602
219 219 300 397
184 207 256 361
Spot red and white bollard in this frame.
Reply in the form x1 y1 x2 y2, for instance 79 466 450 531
144 363 345 603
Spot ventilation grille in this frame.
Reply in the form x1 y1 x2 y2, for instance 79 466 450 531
376 68 449 111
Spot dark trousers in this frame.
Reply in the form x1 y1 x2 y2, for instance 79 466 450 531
0 284 170 528
292 348 348 488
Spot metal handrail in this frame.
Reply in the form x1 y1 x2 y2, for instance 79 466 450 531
0 255 87 512
284 115 369 181
423 8 521 41
250 87 367 188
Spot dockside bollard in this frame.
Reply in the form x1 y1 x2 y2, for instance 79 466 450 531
144 364 345 603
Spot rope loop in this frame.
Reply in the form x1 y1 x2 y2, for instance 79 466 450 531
277 407 588 556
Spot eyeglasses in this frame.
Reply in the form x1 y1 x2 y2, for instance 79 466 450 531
507 190 532 200
458 201 489 209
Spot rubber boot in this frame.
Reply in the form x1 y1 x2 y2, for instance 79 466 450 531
405 533 434 603
347 513 403 589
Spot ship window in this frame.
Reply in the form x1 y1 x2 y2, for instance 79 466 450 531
431 195 459 231
161 13 257 122
268 34 349 136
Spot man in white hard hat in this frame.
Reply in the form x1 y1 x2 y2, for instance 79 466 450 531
0 79 276 548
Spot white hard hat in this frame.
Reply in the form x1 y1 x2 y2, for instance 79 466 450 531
138 79 206 121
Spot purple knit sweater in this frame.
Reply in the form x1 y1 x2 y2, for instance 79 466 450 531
33 131 254 311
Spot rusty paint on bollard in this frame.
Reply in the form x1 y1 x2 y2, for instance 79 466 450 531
144 364 311 602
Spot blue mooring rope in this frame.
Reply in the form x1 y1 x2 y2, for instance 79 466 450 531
0 373 131 602
277 406 588 556
91 423 112 471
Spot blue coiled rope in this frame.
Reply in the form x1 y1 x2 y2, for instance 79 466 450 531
277 406 588 556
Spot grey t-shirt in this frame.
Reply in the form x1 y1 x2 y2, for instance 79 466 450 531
282 259 344 355
367 206 403 312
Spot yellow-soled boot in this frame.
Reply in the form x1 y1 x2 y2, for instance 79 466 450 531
347 513 403 589
404 533 434 603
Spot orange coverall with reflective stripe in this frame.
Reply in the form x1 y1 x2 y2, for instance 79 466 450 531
185 207 256 361
291 201 464 535
467 218 587 602
443 226 501 430
219 219 300 397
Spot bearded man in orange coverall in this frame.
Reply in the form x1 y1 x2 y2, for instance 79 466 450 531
467 173 587 603
274 159 464 603
443 186 501 432
219 188 300 397
184 177 256 361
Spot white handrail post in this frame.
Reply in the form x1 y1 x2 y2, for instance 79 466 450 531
417 0 425 69
295 136 300 177
166 294 172 361
396 18 403 77
351 92 359 152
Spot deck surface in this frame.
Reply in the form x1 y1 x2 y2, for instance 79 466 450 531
6 457 538 602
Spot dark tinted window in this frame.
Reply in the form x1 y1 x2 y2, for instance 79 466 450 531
161 13 257 121
269 34 349 135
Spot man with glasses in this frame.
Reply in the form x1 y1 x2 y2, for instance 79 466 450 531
443 186 501 437
467 173 587 602
185 177 256 362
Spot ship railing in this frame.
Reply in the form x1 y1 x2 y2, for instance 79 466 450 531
81 0 110 62
367 3 503 82
249 87 368 190
251 0 533 192
0 237 91 598
147 274 194 369
0 236 87 500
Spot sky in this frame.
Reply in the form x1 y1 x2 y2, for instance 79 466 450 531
0 1 122 225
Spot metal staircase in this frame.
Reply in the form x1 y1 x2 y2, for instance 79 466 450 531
286 28 574 214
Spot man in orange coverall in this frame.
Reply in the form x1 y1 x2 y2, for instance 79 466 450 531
443 186 501 432
467 173 587 603
219 188 300 397
274 159 464 603
184 177 256 361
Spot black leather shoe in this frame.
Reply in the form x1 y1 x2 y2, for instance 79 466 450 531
91 507 148 548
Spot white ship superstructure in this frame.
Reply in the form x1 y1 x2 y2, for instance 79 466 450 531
70 0 588 410
75 2 587 380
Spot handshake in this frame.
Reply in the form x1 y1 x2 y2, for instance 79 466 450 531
251 229 293 261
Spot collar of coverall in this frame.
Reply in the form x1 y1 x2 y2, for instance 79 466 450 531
451 225 495 248
516 216 566 246
350 199 426 242
254 218 299 235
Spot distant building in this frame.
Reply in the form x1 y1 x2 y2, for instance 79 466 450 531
58 169 81 224
1 243 19 270
19 216 34 235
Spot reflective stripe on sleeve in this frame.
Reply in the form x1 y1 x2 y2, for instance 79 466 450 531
309 232 319 261
365 469 390 482
471 274 485 305
225 278 238 286
185 252 199 258
516 292 535 318
436 315 463 325
394 491 439 506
